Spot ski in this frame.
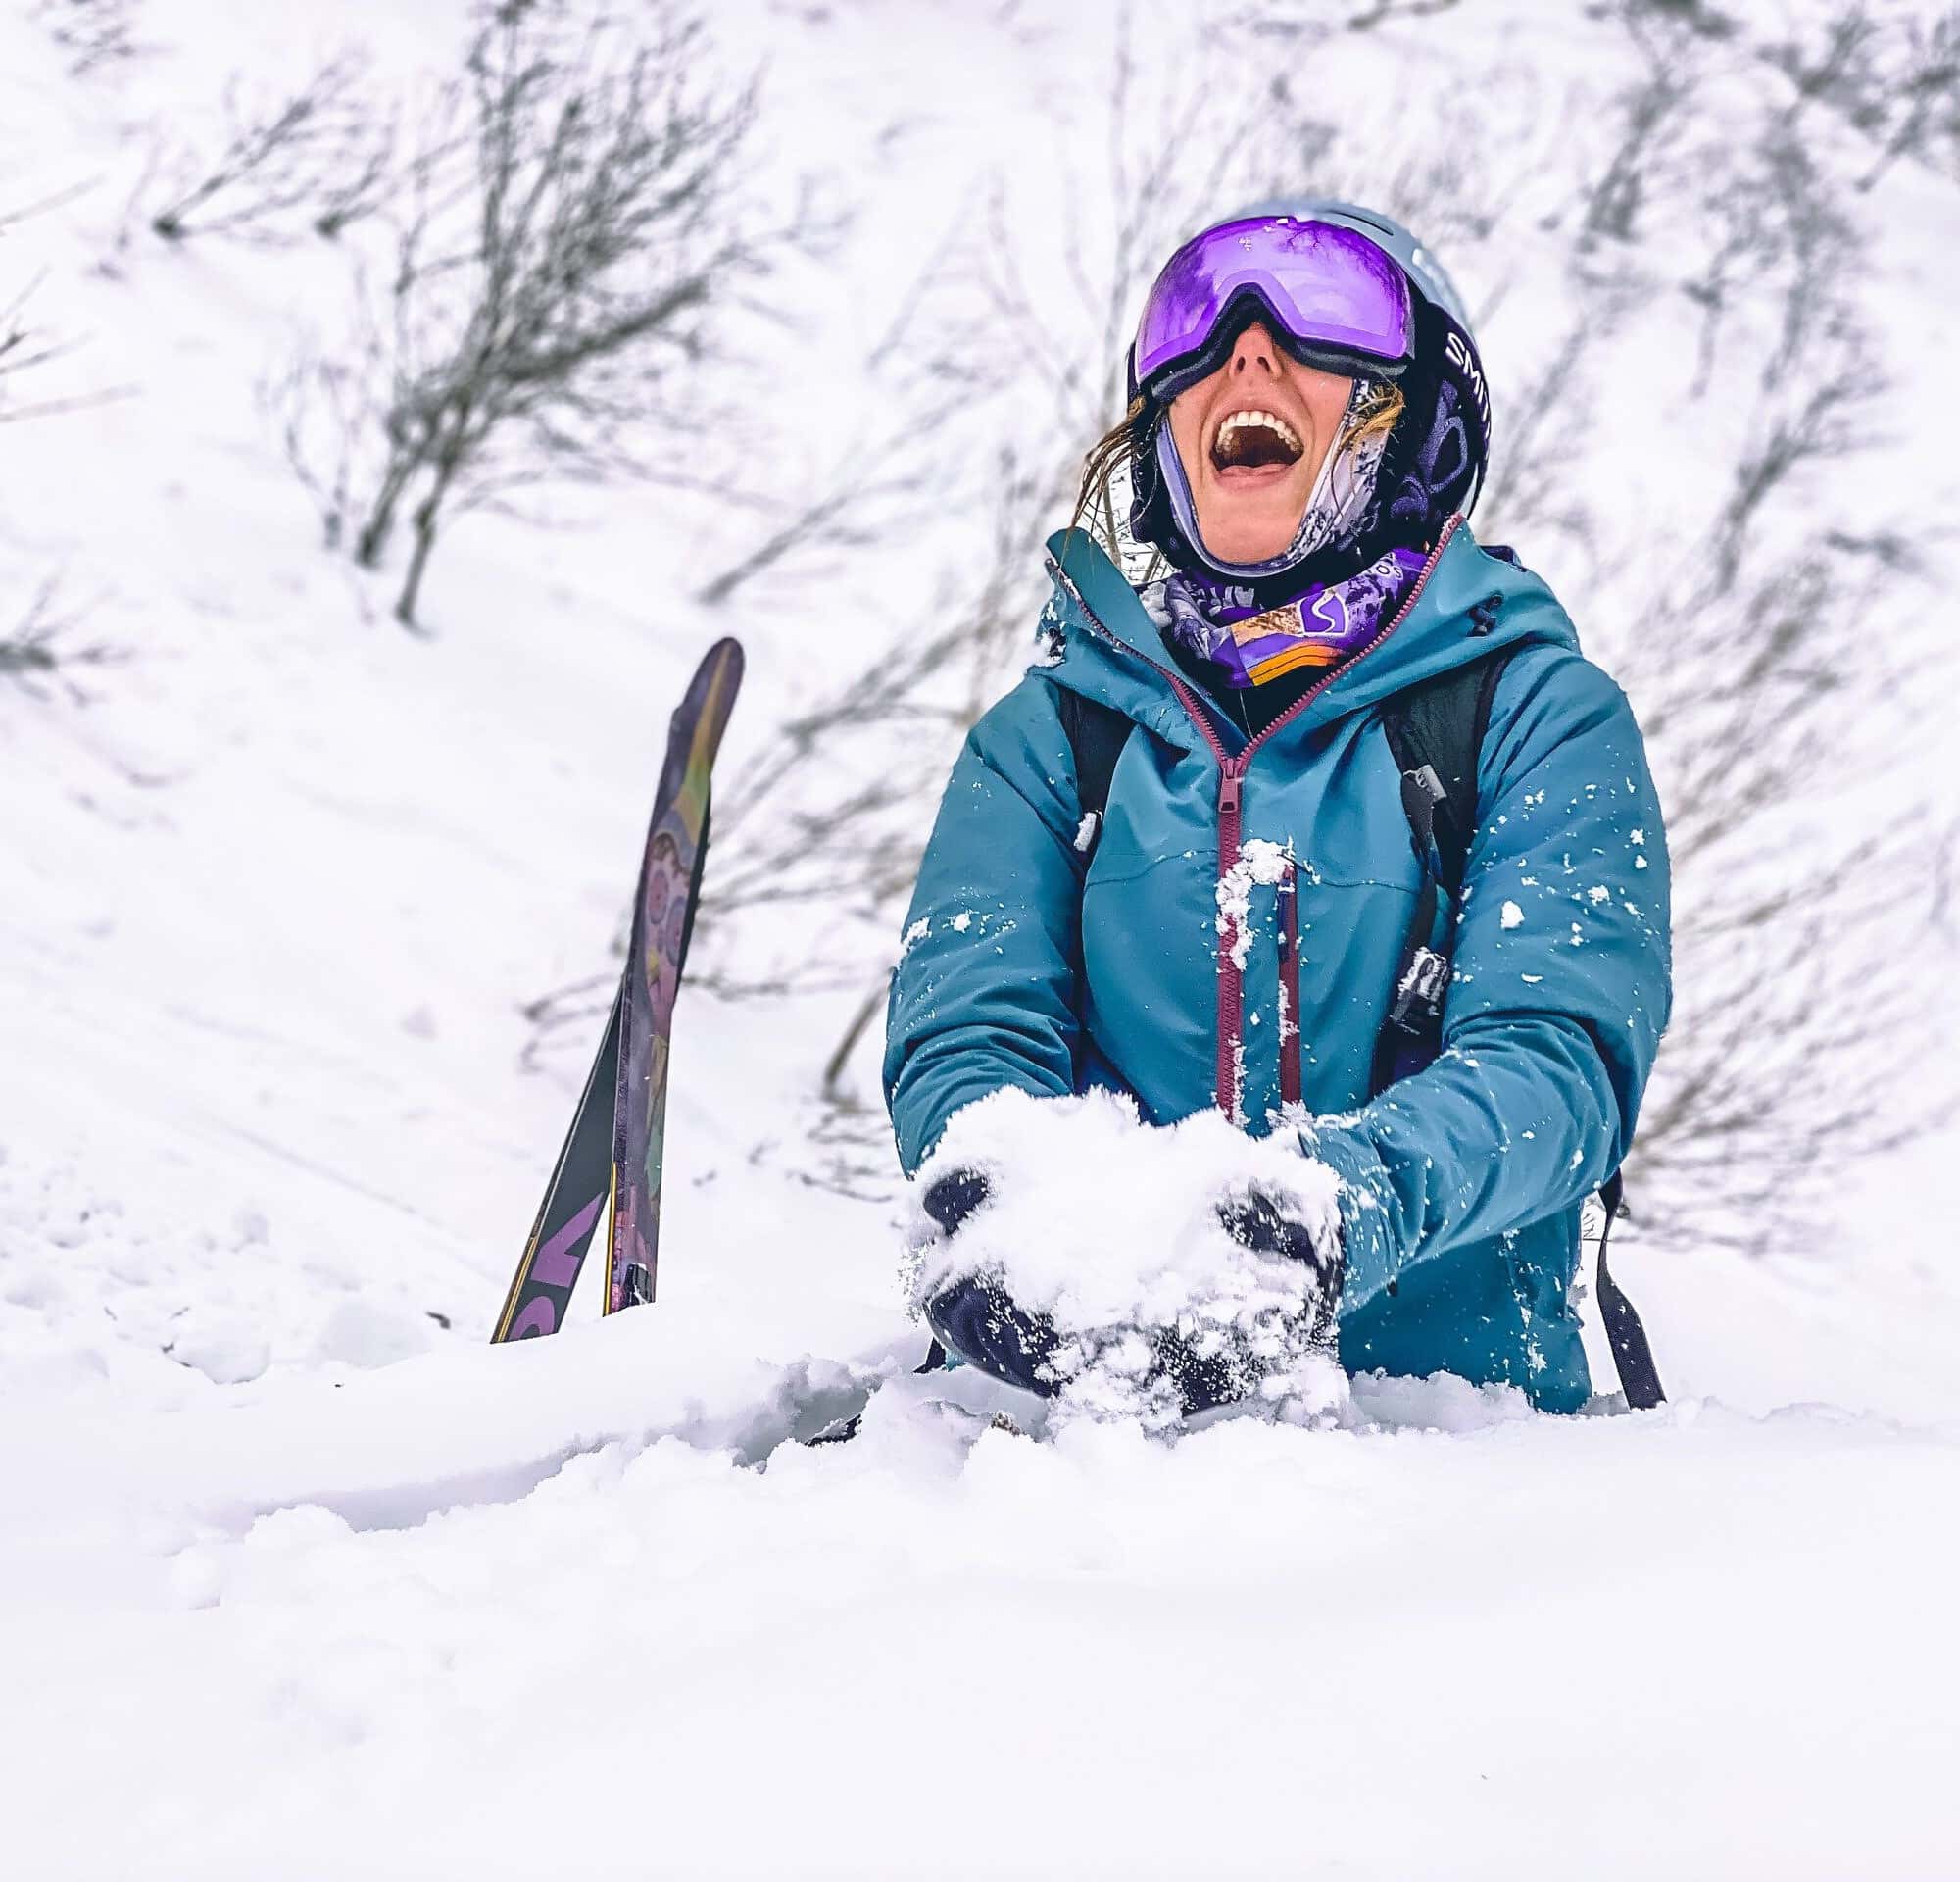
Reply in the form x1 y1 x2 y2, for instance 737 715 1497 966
491 982 623 1341
606 637 744 1314
490 637 745 1340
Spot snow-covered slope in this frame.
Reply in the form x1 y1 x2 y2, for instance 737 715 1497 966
3 2 1957 1876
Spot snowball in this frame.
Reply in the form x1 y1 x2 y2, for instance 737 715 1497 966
907 1089 1348 1430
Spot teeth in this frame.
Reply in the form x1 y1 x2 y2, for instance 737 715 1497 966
1215 408 1303 455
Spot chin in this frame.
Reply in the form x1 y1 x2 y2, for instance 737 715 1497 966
1198 521 1300 566
1195 485 1308 568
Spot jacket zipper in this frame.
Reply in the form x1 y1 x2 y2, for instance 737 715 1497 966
1279 866 1302 1110
1051 514 1463 1125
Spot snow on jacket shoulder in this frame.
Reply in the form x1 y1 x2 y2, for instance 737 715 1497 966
883 518 1673 1411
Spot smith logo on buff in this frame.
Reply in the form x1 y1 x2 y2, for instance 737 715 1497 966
1153 546 1429 689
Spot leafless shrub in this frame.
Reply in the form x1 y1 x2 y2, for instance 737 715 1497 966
3 193 73 421
0 578 122 703
266 310 395 555
1576 30 1698 257
1344 0 1462 25
1616 491 1935 1249
1761 2 1960 187
1496 1 1949 1250
286 0 807 627
515 966 620 1073
149 55 394 246
35 0 142 74
0 275 71 415
1232 0 1463 31
0 271 134 424
5 187 140 424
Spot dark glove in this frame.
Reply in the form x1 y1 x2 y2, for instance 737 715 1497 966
919 1174 1345 1414
1154 1188 1347 1416
918 1169 1065 1397
1218 1187 1344 1348
922 1167 990 1238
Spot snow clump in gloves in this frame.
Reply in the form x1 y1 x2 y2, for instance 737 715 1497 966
904 1087 1348 1432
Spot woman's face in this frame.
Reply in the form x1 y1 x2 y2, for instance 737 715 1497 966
1165 321 1353 567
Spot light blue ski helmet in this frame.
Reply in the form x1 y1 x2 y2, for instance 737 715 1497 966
1128 198 1491 582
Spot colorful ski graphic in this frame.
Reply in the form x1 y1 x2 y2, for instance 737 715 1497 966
606 639 744 1314
490 637 745 1341
490 984 622 1341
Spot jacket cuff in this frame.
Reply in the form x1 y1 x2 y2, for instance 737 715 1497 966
1296 1117 1399 1312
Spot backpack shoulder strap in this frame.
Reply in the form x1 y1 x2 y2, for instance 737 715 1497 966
1594 1170 1666 1410
1371 647 1514 1087
1377 648 1510 898
1377 648 1667 1412
1055 686 1135 859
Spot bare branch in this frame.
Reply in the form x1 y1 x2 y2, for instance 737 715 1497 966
34 0 144 75
150 54 385 246
0 258 133 427
0 577 124 704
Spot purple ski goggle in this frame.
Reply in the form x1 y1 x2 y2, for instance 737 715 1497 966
1132 216 1414 400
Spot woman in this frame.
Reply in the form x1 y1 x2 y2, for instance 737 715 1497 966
883 202 1672 1415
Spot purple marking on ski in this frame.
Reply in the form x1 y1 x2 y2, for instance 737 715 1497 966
510 1298 558 1338
532 1191 606 1290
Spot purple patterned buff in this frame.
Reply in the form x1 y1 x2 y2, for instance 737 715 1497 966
1152 545 1427 690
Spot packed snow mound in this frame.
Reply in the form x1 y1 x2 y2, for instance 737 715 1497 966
906 1089 1347 1426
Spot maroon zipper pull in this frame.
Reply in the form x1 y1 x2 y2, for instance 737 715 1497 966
1218 763 1243 817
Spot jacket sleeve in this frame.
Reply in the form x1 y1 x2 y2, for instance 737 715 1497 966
1300 646 1673 1311
883 677 1088 1174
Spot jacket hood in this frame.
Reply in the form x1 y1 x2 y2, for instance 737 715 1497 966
1040 517 1580 759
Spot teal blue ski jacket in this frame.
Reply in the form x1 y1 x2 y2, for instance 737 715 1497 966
884 517 1672 1411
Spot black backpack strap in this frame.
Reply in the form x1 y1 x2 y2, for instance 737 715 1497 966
1378 649 1509 899
1371 650 1511 1092
1056 686 1135 861
1594 1170 1665 1410
1374 650 1666 1411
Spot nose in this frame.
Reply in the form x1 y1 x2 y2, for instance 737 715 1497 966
1230 321 1282 376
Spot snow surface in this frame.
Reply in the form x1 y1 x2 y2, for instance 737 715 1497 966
3 1 1959 1877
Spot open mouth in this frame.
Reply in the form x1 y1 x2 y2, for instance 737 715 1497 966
1210 408 1304 473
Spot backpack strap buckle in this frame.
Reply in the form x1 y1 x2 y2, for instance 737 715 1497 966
1387 944 1450 1032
